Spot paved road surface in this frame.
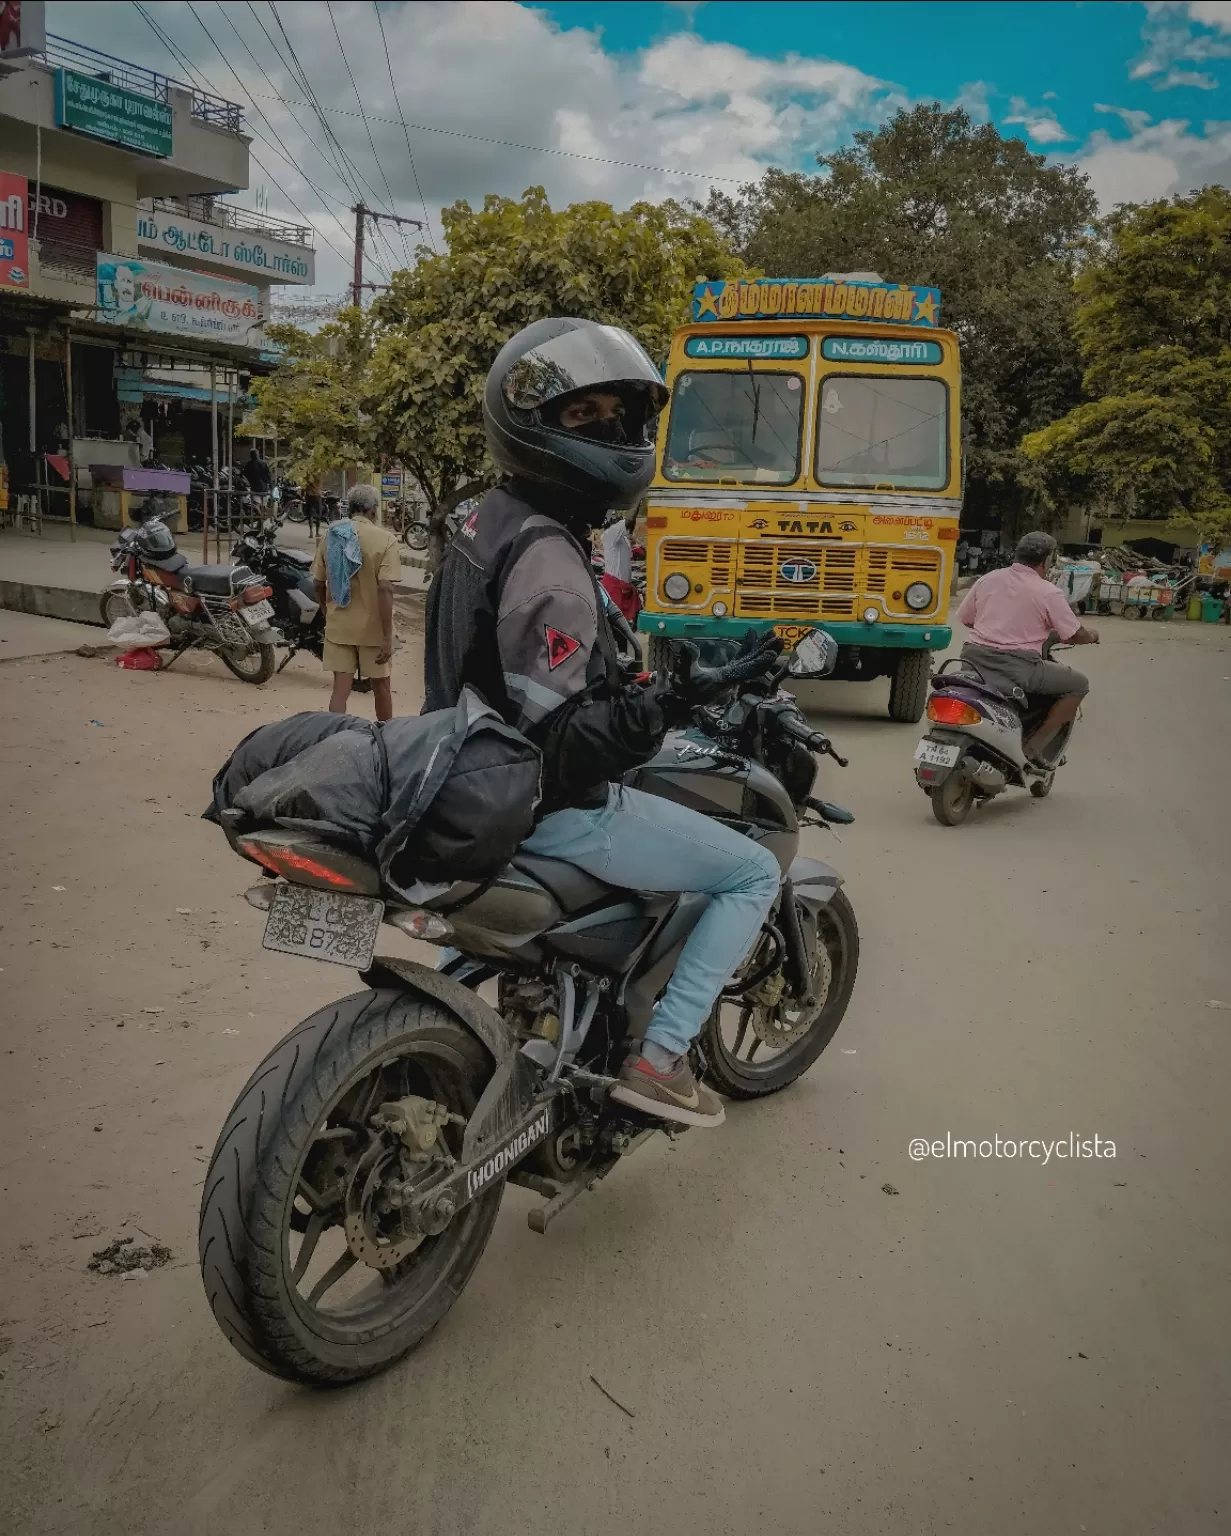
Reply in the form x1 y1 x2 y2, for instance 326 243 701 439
1 616 1228 1534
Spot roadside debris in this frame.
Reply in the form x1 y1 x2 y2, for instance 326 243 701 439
87 1236 173 1275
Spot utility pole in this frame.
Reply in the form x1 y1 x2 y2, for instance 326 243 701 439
351 203 424 308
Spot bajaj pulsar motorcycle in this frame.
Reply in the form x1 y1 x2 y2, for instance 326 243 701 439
101 510 281 684
198 629 859 1385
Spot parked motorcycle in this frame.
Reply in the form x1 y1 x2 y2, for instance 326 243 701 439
230 514 324 670
276 476 306 523
101 510 281 684
198 628 858 1384
913 638 1076 826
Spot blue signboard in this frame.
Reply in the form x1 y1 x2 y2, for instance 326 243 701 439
684 334 808 360
822 336 943 365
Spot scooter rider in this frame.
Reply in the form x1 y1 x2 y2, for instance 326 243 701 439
424 317 783 1127
956 530 1099 764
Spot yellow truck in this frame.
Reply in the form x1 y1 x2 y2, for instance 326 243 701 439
639 275 962 721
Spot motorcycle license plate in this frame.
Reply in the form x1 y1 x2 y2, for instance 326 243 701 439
262 884 384 969
241 599 275 626
914 739 961 767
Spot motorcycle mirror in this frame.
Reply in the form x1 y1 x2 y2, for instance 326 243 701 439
787 628 838 679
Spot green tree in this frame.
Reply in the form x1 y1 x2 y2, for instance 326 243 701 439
248 309 373 483
700 105 1097 533
366 187 748 564
1022 187 1231 548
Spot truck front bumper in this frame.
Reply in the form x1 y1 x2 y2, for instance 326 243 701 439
636 612 952 651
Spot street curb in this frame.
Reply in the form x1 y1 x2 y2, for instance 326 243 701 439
0 579 104 627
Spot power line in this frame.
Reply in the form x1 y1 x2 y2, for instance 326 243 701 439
326 0 410 266
373 0 437 256
265 1 400 275
130 1 361 277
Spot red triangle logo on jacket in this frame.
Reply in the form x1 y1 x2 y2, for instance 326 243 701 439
544 626 582 670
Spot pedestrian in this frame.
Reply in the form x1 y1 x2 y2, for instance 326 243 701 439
305 471 323 540
311 483 401 722
245 447 272 512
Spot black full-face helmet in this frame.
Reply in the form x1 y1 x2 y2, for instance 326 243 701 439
483 317 669 514
134 516 176 558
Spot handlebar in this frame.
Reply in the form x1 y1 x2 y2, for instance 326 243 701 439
776 709 848 767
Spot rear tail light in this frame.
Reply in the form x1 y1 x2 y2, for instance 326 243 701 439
236 839 358 888
927 695 982 726
241 584 273 604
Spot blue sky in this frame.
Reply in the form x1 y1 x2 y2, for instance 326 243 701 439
46 2 1231 294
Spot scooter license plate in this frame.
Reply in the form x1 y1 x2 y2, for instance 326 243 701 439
262 884 384 968
241 599 275 626
914 739 961 767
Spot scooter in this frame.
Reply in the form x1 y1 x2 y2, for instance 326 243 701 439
913 638 1076 826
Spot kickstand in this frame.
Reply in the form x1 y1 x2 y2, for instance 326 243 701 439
158 643 192 673
275 644 299 675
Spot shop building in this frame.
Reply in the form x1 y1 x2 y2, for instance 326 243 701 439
0 10 314 527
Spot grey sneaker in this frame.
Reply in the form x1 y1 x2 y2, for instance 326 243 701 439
610 1052 725 1128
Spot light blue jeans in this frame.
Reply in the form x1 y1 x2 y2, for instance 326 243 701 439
519 784 781 1057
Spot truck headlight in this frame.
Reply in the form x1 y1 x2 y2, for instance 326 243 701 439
663 572 691 602
712 600 728 617
904 582 933 611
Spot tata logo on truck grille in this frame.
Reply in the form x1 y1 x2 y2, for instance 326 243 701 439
779 558 818 584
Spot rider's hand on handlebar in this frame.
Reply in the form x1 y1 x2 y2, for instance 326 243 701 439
660 633 784 717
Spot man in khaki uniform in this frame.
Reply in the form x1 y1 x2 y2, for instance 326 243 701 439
311 483 401 721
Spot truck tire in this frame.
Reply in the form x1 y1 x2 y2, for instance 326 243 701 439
645 635 675 672
888 650 930 723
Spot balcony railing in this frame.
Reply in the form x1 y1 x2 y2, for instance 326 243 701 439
147 196 313 248
38 33 244 133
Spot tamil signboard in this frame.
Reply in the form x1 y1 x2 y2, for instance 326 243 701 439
96 254 262 346
821 335 944 365
55 68 174 158
692 278 942 328
684 334 808 360
137 207 315 285
0 170 29 289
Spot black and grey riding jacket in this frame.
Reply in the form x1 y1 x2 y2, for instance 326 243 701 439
423 484 667 812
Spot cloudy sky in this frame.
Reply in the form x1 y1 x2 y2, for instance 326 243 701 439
47 0 1231 297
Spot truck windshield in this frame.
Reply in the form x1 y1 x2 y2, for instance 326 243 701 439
662 370 802 485
816 376 948 490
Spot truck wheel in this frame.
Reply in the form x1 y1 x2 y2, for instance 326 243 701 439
645 636 675 672
888 650 930 722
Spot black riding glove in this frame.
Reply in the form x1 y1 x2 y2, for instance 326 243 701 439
655 632 784 723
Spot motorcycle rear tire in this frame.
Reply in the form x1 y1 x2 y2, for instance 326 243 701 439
930 773 975 826
220 642 276 685
283 500 307 524
198 989 503 1385
403 521 430 552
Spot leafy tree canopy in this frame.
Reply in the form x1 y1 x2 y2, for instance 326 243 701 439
1022 187 1231 545
700 104 1097 528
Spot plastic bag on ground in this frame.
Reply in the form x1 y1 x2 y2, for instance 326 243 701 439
115 647 162 671
108 612 171 650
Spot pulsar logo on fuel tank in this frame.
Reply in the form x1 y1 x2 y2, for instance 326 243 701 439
779 558 818 584
465 1107 553 1199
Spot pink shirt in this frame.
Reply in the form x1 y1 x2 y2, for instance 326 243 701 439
956 562 1081 653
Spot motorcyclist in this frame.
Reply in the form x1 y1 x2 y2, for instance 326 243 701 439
424 317 783 1127
956 530 1099 763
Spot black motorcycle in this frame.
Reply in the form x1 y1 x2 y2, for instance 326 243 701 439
198 629 859 1384
229 514 324 670
101 510 281 684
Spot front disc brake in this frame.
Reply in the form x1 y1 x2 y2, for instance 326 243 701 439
750 920 833 1049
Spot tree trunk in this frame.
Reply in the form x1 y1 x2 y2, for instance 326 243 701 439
428 479 486 574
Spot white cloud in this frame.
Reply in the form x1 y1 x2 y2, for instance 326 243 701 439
1004 95 1072 144
1075 108 1231 207
46 1 909 295
1131 0 1231 87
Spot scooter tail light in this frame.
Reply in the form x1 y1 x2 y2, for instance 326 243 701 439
927 695 982 726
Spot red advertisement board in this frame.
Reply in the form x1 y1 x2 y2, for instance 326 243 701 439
0 169 29 289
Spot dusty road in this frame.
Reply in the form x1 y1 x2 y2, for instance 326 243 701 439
1 615 1229 1535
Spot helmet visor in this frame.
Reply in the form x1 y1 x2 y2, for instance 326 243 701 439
502 324 669 416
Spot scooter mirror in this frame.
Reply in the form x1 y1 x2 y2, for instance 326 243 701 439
787 627 838 679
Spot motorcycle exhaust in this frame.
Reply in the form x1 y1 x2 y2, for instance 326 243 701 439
965 758 1006 793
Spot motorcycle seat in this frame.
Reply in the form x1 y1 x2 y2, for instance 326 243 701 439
510 853 623 913
932 672 1026 708
182 564 245 594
